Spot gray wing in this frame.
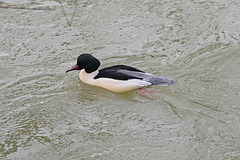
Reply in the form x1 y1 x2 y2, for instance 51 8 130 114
118 70 176 86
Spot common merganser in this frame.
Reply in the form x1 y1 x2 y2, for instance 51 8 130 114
66 54 175 93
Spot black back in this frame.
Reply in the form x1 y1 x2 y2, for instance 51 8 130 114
94 65 144 80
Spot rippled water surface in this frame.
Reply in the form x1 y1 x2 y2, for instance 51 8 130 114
1 0 240 159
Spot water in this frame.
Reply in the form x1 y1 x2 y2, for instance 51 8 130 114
0 0 240 159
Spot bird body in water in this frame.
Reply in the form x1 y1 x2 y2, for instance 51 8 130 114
66 54 175 93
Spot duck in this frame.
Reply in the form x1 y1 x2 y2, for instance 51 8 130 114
66 54 176 93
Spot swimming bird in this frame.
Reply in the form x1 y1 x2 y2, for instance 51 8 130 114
66 54 175 93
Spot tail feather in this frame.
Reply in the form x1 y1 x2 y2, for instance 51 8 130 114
118 70 176 86
149 76 176 86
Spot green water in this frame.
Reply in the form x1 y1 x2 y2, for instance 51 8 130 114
0 0 240 159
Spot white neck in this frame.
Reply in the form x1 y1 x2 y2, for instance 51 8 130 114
79 69 99 85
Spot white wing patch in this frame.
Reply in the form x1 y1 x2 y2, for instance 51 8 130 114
127 79 151 87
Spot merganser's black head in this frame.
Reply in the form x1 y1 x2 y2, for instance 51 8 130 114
66 54 100 73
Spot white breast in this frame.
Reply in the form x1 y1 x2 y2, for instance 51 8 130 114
79 69 151 93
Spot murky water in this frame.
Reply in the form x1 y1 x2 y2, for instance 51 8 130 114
1 0 240 159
